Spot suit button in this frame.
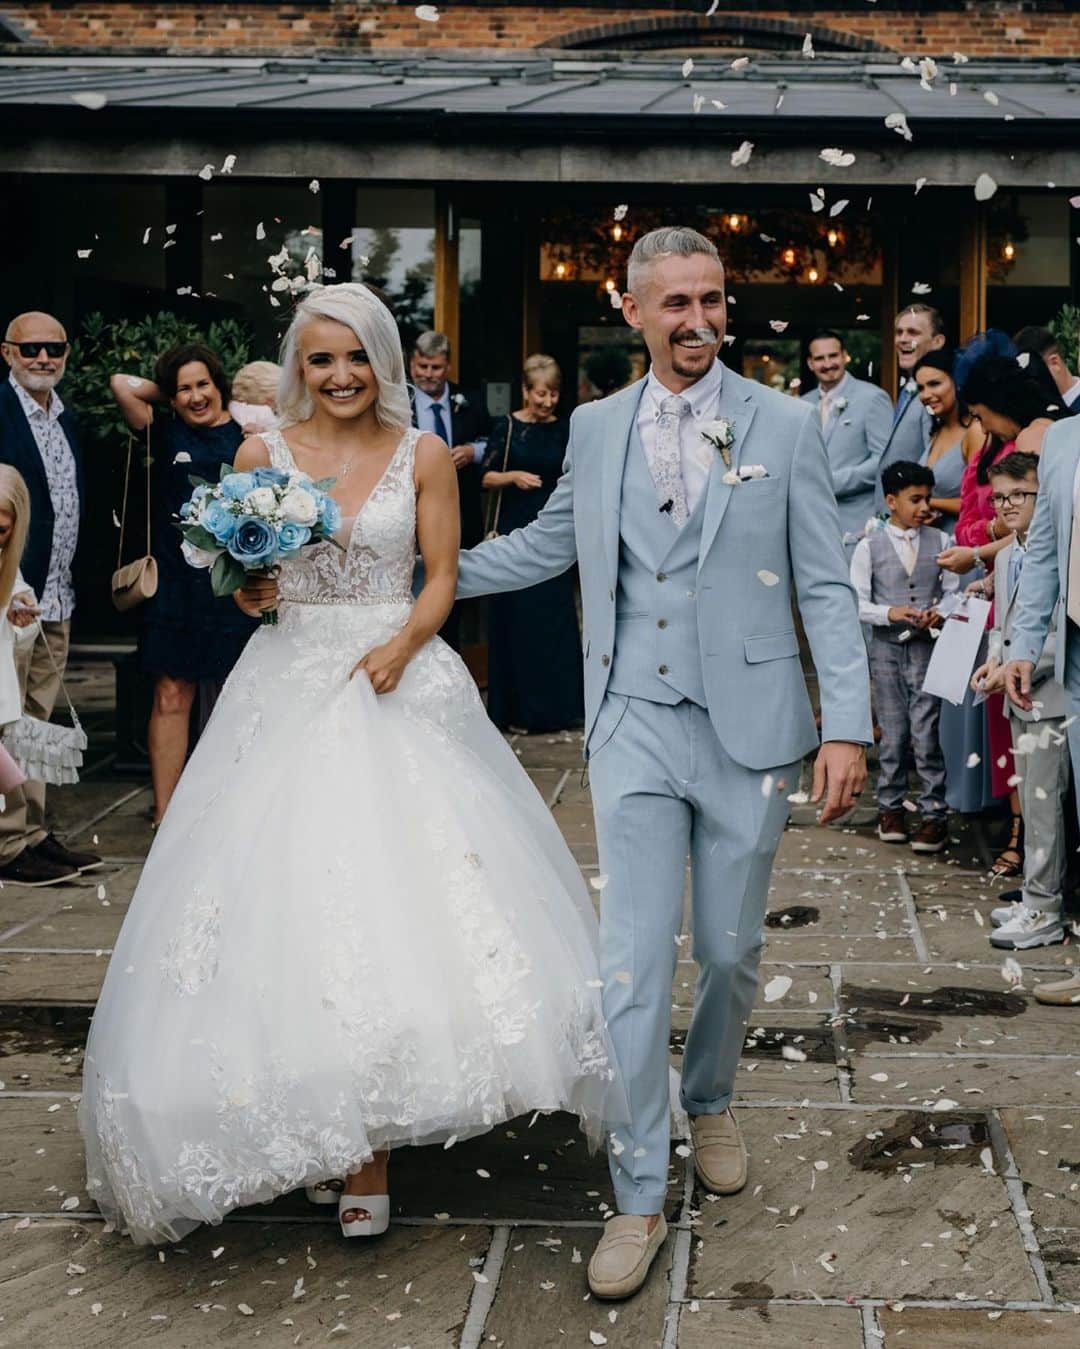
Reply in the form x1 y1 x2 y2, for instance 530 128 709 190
657 618 668 629
601 654 610 666
659 664 669 675
1004 638 1011 647
656 571 667 582
609 589 615 602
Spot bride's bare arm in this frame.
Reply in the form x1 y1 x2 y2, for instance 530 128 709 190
352 432 459 693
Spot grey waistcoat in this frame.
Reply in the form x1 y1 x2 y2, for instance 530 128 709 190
607 421 708 706
868 527 943 644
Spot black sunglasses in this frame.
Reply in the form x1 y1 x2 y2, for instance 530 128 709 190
11 341 68 359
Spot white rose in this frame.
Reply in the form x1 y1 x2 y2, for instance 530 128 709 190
280 487 318 526
242 486 277 516
181 539 221 570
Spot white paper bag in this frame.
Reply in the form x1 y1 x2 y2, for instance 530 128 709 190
921 594 991 706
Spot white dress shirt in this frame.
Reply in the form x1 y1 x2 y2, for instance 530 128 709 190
818 371 852 429
413 386 484 462
1063 377 1080 410
636 358 724 517
850 522 958 626
9 374 78 622
0 569 35 725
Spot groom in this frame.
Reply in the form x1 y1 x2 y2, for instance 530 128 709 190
457 227 871 1298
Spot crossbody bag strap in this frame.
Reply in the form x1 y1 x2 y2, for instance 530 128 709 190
30 617 80 727
487 415 515 539
116 419 153 570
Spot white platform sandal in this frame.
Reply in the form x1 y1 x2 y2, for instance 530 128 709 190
305 1179 344 1205
338 1192 390 1238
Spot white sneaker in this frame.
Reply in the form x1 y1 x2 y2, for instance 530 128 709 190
989 906 1065 950
990 903 1019 927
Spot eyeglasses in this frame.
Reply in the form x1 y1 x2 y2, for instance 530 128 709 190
10 341 68 359
989 490 1038 508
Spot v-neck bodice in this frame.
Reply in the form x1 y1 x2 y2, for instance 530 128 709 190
263 426 419 607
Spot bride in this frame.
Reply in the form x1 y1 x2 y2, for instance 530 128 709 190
78 284 625 1244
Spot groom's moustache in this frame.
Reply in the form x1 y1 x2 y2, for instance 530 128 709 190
672 327 718 345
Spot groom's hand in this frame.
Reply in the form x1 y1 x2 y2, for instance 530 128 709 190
811 741 867 824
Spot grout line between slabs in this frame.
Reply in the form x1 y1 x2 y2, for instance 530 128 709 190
828 963 852 1103
986 1108 1055 1303
545 768 571 810
861 1303 883 1346
456 1222 509 1349
62 784 151 842
894 868 931 962
662 1157 696 1349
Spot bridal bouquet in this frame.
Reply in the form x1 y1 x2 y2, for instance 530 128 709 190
179 465 342 625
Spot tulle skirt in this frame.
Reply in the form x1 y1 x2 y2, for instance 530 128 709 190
78 599 625 1244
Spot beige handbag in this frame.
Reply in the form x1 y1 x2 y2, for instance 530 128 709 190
483 415 515 541
111 423 158 612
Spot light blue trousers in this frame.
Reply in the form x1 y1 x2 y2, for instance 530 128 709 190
587 694 798 1215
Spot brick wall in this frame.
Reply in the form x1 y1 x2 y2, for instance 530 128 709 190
3 2 1079 58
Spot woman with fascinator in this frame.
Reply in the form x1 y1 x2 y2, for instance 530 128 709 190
79 284 626 1246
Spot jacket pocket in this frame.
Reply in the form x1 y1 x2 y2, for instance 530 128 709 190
744 630 799 664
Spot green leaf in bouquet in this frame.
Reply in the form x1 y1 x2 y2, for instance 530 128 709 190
210 553 247 598
183 523 219 552
187 474 214 490
218 462 238 481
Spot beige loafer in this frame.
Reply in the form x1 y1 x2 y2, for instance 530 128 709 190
690 1109 747 1194
587 1213 668 1300
1034 970 1080 1006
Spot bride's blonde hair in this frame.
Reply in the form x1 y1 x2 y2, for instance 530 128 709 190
0 465 30 611
276 284 412 431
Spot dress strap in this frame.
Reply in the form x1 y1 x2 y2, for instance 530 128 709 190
262 428 297 474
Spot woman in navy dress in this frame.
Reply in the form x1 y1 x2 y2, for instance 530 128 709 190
110 344 256 822
482 355 584 733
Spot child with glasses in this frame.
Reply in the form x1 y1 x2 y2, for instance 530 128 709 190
971 452 1070 948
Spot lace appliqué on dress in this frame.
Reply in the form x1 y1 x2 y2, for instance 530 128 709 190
160 887 222 996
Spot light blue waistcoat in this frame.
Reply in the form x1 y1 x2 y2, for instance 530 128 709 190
607 421 707 707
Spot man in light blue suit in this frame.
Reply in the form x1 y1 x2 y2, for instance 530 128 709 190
801 329 893 549
873 304 944 511
456 228 871 1296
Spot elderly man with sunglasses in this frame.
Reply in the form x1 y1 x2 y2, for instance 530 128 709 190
0 312 99 886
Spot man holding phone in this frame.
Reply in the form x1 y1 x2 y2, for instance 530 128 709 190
0 312 100 885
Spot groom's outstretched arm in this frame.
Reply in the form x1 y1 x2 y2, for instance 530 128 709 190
456 426 579 599
787 412 873 747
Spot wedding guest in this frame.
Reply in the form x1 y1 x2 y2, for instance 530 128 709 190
409 331 490 652
913 350 984 534
939 344 1061 871
110 343 256 824
972 453 1069 949
229 359 281 435
1014 325 1080 413
482 355 584 733
0 467 35 806
875 304 946 508
851 461 957 852
0 312 99 885
801 330 892 551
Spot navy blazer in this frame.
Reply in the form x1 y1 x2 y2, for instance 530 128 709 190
0 379 86 600
410 382 491 549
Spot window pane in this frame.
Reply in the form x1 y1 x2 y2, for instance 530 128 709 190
987 192 1072 337
351 187 435 350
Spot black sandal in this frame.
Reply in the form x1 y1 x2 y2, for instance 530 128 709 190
991 814 1024 880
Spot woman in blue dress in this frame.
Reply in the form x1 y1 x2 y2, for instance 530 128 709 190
110 344 257 822
481 355 584 733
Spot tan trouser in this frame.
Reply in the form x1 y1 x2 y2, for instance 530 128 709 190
0 619 70 862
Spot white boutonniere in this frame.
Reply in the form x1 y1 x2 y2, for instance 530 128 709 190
722 464 768 486
451 392 468 411
701 417 736 468
834 396 848 413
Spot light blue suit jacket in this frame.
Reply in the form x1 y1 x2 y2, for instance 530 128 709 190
1010 417 1080 686
802 376 893 540
874 383 933 511
456 365 872 770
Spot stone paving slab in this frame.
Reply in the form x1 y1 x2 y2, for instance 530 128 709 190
0 886 134 953
0 1215 488 1348
764 932 920 963
765 871 909 936
999 1108 1080 1232
677 1303 864 1347
688 1106 1038 1302
876 1306 1080 1346
0 1097 85 1213
482 1224 674 1349
0 1004 88 1092
849 1055 1080 1108
0 951 106 1003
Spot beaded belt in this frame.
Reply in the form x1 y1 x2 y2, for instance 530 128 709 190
279 594 413 607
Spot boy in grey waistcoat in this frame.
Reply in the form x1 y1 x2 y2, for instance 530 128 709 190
971 452 1070 950
851 460 957 852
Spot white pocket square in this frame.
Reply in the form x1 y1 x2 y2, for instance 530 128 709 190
722 464 770 485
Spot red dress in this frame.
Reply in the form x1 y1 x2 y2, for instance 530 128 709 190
955 440 1014 801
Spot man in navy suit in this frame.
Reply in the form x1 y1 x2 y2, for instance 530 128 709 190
0 312 100 886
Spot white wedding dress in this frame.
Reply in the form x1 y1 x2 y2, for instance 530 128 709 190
79 426 624 1244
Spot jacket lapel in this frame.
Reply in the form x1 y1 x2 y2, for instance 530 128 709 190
600 379 645 585
698 367 758 569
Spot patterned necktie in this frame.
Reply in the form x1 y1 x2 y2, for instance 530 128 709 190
819 390 832 430
651 395 691 527
892 382 914 428
430 398 449 443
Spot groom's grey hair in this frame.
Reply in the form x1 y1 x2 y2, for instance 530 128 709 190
626 227 722 295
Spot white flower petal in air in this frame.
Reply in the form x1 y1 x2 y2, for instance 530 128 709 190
681 58 694 79
197 163 214 181
885 112 913 141
984 90 1000 106
914 177 928 194
769 320 789 333
613 203 628 221
730 57 750 71
829 199 849 217
71 91 107 111
763 974 792 1003
911 282 933 294
731 140 754 168
809 192 825 213
819 147 856 168
802 34 815 58
589 874 609 892
415 4 440 20
221 154 237 174
1017 352 1031 369
974 173 998 201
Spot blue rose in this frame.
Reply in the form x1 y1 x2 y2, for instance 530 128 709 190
276 521 311 554
200 498 238 545
252 466 290 488
220 471 258 501
227 515 278 569
317 493 342 535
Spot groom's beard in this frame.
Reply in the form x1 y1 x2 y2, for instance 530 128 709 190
670 326 720 380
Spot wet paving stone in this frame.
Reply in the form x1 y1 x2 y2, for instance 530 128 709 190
678 1302 864 1347
0 1097 86 1213
877 1306 1080 1346
0 1004 89 1092
999 1107 1080 1232
0 952 106 1004
849 1055 1080 1109
0 1215 488 1347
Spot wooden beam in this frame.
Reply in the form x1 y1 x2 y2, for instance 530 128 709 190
959 204 988 342
434 189 460 381
880 216 899 399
